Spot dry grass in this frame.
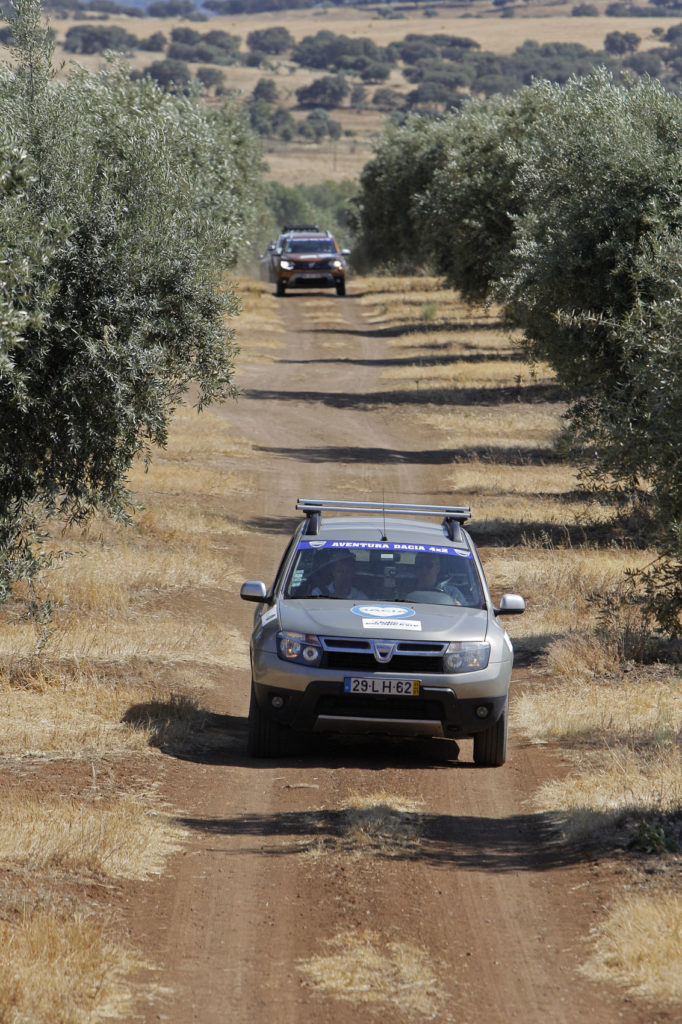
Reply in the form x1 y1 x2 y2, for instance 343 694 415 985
515 642 681 843
0 790 184 880
0 664 152 760
298 928 446 1020
340 792 424 858
0 910 140 1024
535 744 682 841
304 791 425 860
234 280 287 361
515 665 682 745
581 894 682 1003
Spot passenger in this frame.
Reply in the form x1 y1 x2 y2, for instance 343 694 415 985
313 549 367 599
412 552 466 605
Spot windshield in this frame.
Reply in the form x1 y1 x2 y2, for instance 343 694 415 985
283 542 485 607
284 239 337 255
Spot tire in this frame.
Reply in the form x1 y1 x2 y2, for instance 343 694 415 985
472 699 508 767
247 684 290 757
276 281 286 297
335 280 346 297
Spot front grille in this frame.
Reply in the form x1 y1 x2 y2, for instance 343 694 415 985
324 652 443 673
320 636 447 675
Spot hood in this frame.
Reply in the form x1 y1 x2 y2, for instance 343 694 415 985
279 599 488 642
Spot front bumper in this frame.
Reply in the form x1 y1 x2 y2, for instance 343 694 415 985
279 271 342 289
250 651 510 739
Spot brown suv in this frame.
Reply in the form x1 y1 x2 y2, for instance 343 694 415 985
275 229 350 297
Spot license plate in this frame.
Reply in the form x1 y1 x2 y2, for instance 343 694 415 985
344 677 420 696
298 272 320 278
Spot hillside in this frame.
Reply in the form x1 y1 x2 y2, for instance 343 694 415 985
17 5 682 181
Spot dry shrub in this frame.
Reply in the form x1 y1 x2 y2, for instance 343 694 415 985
534 744 682 842
339 792 423 858
0 910 139 1024
516 638 681 841
298 929 446 1019
514 664 682 743
123 692 225 753
0 791 184 880
0 663 153 760
581 894 682 1003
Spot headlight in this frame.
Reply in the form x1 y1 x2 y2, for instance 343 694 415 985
277 631 322 666
279 259 294 271
331 259 344 269
443 641 490 673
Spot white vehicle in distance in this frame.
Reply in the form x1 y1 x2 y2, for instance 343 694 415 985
240 499 525 765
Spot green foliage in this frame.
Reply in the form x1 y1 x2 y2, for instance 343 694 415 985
627 819 678 854
263 180 355 247
350 113 459 273
296 73 349 109
253 76 277 103
63 24 140 54
246 26 293 55
296 107 341 141
139 31 167 52
604 30 640 54
142 57 191 91
292 30 387 73
196 65 224 91
0 0 263 608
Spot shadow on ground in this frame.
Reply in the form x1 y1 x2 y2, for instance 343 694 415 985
256 442 562 466
243 383 562 408
172 803 589 873
281 352 520 369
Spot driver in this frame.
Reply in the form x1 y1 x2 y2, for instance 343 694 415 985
413 552 466 605
314 549 367 599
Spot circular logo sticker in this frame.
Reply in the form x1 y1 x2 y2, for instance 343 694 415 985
351 605 415 618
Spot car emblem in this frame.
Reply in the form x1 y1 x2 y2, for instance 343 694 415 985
373 641 396 663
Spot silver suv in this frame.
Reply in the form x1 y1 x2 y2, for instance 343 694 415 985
241 499 525 765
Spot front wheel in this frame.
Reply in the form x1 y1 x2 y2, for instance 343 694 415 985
472 699 508 767
276 281 286 297
335 280 346 297
247 685 291 757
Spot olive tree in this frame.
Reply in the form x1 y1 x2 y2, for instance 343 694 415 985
0 0 262 607
350 113 459 273
420 89 542 303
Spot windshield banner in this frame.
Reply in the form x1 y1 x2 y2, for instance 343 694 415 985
296 540 472 558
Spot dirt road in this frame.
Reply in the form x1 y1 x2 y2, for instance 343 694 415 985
128 288 668 1024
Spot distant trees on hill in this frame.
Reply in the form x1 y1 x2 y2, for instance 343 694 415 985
11 9 682 109
63 23 139 52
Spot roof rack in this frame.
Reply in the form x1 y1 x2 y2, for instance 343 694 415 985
296 498 471 541
281 224 320 233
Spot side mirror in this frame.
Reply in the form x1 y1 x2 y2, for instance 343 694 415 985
267 243 275 251
341 248 351 256
494 593 525 616
241 580 268 602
